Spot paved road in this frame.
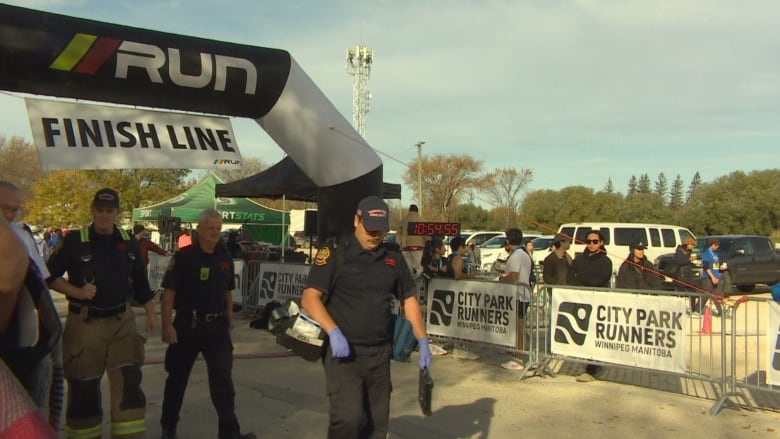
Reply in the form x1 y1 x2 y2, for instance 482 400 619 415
51 296 780 438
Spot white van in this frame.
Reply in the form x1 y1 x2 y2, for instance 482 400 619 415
556 222 696 277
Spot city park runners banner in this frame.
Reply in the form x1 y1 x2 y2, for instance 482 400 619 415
250 262 310 308
766 302 780 385
426 278 519 348
550 287 687 374
26 98 242 170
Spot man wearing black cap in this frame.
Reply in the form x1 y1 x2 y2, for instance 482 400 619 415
615 241 663 290
47 188 158 439
301 195 431 438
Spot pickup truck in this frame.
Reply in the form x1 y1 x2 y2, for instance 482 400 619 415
656 235 780 293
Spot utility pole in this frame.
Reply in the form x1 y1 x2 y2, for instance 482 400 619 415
416 141 425 215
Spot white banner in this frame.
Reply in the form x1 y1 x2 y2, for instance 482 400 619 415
425 278 519 347
26 98 243 170
550 287 687 373
252 262 310 307
148 254 246 305
147 254 172 292
766 302 780 385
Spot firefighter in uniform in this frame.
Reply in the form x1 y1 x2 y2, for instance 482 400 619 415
301 196 431 438
46 188 158 439
159 208 255 439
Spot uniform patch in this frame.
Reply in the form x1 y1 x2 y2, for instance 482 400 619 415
200 267 210 281
314 247 331 265
385 257 397 268
117 242 127 251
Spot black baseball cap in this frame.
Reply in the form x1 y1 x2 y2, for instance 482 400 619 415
92 188 119 209
356 196 389 231
631 241 647 250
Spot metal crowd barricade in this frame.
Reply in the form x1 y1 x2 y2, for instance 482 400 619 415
242 260 264 314
713 295 780 414
419 275 776 415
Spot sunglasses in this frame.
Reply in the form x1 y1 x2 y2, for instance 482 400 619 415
585 239 601 244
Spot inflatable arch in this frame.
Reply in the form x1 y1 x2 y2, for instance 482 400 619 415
0 4 384 239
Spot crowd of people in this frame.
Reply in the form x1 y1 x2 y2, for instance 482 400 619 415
1 190 727 438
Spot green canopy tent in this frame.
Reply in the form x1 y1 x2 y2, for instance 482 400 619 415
132 174 290 245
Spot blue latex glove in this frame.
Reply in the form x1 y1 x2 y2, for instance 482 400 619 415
327 327 350 358
417 337 432 369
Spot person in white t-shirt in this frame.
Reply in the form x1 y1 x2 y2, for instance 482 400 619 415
498 228 532 371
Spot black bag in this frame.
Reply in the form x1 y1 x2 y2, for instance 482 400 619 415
418 367 434 416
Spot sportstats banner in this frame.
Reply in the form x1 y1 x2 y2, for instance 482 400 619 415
551 287 687 373
426 278 519 347
249 262 310 308
26 98 243 170
766 302 780 385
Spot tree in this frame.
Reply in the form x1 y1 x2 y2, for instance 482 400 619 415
454 203 490 230
627 176 638 195
213 157 267 183
686 171 701 203
402 154 484 221
27 170 93 227
481 168 533 229
637 174 651 194
0 136 44 203
654 173 668 201
603 178 615 194
26 169 191 227
669 175 684 209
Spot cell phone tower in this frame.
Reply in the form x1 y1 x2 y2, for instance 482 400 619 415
345 44 373 138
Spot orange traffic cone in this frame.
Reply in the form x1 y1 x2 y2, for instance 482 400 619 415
700 306 712 334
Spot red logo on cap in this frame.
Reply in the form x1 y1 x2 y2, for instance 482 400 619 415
367 209 387 218
98 194 115 201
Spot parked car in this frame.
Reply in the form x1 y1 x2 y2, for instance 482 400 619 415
656 235 780 293
530 235 555 266
695 235 780 293
478 233 541 273
442 230 503 257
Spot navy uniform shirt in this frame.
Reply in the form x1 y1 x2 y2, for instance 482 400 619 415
46 225 153 308
305 234 417 346
162 243 235 313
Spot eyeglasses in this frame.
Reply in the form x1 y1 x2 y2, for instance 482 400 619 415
586 239 601 244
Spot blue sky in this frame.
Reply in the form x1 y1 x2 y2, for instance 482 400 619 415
1 0 779 206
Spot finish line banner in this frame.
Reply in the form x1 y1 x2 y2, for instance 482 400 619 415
550 287 687 373
26 98 243 170
426 278 518 347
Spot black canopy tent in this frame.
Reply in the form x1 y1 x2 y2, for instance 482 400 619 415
215 156 402 201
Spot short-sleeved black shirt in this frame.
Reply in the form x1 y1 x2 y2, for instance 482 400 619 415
305 234 417 345
46 225 153 308
162 244 235 314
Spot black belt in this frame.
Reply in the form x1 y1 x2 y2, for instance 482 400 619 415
69 303 127 319
195 311 225 323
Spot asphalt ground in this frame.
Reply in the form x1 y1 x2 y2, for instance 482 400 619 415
49 294 780 439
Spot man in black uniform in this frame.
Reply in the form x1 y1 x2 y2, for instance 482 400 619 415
47 188 157 439
301 196 431 438
159 208 254 439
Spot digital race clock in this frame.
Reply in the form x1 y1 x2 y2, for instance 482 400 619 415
406 222 460 236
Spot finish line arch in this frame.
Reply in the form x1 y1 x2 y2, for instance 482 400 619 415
0 4 384 239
